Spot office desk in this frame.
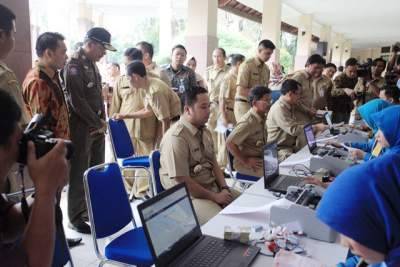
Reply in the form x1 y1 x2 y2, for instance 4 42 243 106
201 192 347 266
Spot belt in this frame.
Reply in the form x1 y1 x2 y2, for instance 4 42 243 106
235 98 248 103
171 115 180 122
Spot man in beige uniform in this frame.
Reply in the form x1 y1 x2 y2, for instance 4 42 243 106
219 54 245 127
136 41 170 86
235 39 275 121
0 5 31 194
160 87 239 225
115 60 181 144
205 48 229 166
267 79 327 161
288 54 332 123
226 86 271 177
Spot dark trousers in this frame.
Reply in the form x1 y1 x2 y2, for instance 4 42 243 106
332 112 351 124
68 117 105 223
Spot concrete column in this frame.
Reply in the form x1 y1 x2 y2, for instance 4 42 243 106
319 25 332 62
159 0 173 57
331 33 344 67
341 40 352 66
294 14 313 70
185 0 218 74
2 0 32 81
77 0 94 39
261 0 282 63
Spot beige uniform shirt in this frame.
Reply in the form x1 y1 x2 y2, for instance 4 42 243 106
353 76 385 106
267 96 306 161
145 77 181 121
146 62 171 86
160 116 217 190
226 109 266 177
0 62 30 124
110 75 157 142
219 71 238 124
236 57 270 92
205 65 230 103
289 70 332 123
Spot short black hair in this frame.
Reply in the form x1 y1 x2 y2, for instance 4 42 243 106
183 86 208 107
111 62 120 70
214 47 226 58
258 39 276 50
281 79 301 95
338 66 344 72
172 44 187 54
126 60 147 77
0 90 21 147
248 86 271 106
306 54 326 66
136 41 154 59
230 54 245 66
124 47 143 61
372 57 387 67
35 32 65 57
0 4 15 34
345 58 358 68
381 86 400 102
325 63 337 70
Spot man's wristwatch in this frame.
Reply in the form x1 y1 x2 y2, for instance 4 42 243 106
221 185 231 192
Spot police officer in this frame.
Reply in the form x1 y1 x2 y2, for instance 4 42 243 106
64 27 116 233
226 86 271 177
159 87 240 225
235 39 275 121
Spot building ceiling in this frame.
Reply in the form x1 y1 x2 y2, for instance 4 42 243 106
238 0 400 49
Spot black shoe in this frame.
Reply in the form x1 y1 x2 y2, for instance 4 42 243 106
68 219 91 234
67 237 82 248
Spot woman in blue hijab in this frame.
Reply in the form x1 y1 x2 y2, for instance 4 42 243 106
317 153 400 267
372 105 400 155
346 99 392 161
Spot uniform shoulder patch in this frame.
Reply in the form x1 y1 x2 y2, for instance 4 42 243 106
68 64 79 75
172 123 184 136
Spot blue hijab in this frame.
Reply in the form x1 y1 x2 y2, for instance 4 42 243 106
371 105 400 155
357 99 392 133
317 153 400 267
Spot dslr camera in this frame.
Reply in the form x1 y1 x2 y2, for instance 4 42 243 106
17 114 74 164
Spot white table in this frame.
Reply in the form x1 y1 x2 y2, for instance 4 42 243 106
201 192 347 266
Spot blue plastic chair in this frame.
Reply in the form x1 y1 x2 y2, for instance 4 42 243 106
108 119 153 199
84 163 153 267
149 150 164 195
271 90 281 103
224 129 261 190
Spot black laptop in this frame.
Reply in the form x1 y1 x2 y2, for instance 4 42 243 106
263 142 306 194
137 183 260 267
303 124 348 158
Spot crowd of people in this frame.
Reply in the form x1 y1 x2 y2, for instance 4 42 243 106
1 3 400 267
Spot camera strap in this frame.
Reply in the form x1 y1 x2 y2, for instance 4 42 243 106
18 164 30 222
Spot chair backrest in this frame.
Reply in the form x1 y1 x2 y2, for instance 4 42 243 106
108 119 135 159
271 90 281 104
149 150 164 195
224 129 235 175
84 163 134 239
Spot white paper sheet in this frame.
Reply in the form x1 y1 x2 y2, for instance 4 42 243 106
220 198 292 215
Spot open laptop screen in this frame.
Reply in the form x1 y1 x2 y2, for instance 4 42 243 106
304 124 317 152
263 143 279 188
139 184 199 261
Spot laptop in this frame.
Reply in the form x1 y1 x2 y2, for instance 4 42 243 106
263 143 307 194
303 124 348 158
137 183 260 267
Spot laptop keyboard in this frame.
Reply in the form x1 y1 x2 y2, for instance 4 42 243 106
185 238 235 267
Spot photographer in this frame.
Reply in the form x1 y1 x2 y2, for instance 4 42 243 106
387 42 400 73
0 90 69 267
353 58 386 106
